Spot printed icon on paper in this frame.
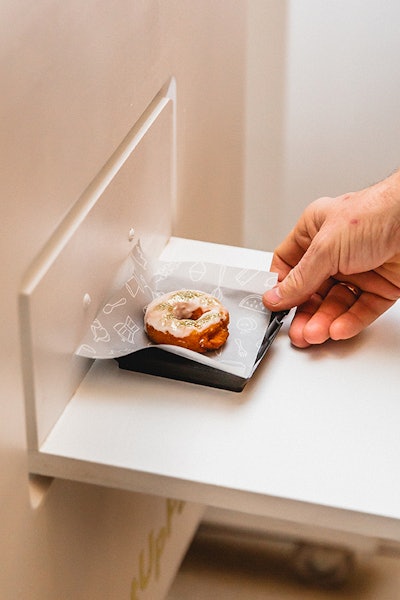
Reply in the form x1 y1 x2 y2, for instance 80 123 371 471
103 297 127 314
77 344 96 356
114 316 140 344
91 319 110 343
189 262 207 282
133 244 147 269
126 273 154 301
210 265 226 300
154 261 181 283
235 269 259 287
236 316 257 333
239 294 266 313
234 338 247 357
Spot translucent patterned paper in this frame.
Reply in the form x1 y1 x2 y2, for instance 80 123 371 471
76 242 277 378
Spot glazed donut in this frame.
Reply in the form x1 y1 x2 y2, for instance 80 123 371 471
144 290 229 353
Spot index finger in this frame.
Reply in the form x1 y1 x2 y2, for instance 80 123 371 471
264 231 335 309
269 229 308 280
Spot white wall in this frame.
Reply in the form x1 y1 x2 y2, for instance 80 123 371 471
244 0 400 250
0 2 246 598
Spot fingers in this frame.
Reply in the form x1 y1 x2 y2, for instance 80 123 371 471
329 293 396 341
289 284 396 348
288 293 324 348
289 282 357 347
336 271 400 302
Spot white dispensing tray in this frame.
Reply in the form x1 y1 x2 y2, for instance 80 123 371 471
24 235 400 550
19 83 400 554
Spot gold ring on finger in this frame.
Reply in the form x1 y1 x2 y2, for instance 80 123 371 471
336 282 361 298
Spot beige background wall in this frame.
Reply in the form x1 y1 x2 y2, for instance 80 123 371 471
0 2 246 598
1 1 400 598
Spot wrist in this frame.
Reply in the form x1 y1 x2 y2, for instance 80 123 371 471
382 169 400 252
383 168 400 202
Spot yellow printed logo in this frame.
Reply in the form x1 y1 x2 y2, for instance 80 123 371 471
131 498 185 599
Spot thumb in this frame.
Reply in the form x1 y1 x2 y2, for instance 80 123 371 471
263 249 332 310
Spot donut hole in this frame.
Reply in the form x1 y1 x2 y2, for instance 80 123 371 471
172 303 207 321
188 307 205 321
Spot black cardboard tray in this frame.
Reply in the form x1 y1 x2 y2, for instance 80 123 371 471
116 311 288 392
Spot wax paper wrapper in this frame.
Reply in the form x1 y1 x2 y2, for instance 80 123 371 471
76 242 278 380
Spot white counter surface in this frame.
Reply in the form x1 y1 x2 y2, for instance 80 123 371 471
34 237 400 543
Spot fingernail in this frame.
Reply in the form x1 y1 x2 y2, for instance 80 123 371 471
264 285 282 306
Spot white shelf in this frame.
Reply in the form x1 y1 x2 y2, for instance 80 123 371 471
32 237 400 545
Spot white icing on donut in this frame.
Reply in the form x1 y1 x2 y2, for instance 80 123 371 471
144 290 228 339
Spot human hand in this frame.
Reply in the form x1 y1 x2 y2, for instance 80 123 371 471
263 171 400 347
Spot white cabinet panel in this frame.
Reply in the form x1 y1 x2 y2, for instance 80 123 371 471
20 83 175 449
22 219 400 548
